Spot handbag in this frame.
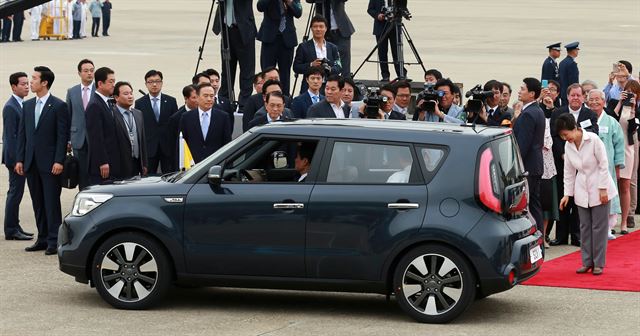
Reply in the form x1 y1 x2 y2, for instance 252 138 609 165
60 149 80 189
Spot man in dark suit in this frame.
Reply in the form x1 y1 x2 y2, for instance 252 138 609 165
249 91 295 128
257 0 302 96
479 80 512 126
134 70 178 174
204 68 235 127
549 83 599 246
367 0 405 81
250 81 295 126
294 142 314 182
513 78 546 234
2 72 33 240
111 82 148 178
308 75 350 118
15 66 70 255
242 73 292 132
291 66 324 119
541 42 561 82
293 15 342 95
66 59 95 190
558 41 580 106
311 0 355 78
180 83 231 163
11 10 24 42
168 85 198 169
213 0 257 112
101 0 112 36
1 15 11 42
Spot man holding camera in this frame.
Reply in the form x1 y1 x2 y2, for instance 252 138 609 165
359 84 406 120
604 61 634 104
413 79 465 124
310 0 355 78
293 16 342 94
477 80 511 126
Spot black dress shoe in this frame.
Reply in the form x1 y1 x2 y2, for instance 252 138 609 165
570 240 581 247
19 228 34 236
44 247 58 255
25 242 47 252
5 232 33 241
549 239 567 246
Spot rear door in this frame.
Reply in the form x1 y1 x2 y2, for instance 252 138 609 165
305 140 429 281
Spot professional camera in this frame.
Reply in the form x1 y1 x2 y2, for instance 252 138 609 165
416 83 444 114
363 87 388 119
464 84 494 114
319 58 333 76
382 0 411 21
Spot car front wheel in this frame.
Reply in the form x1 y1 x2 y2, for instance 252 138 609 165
91 232 171 309
393 245 476 323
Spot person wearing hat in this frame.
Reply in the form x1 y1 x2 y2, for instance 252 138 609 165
559 41 580 106
541 43 561 82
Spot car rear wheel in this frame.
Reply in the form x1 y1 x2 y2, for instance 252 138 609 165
393 245 475 323
91 232 171 309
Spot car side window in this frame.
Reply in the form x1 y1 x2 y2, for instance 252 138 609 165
420 148 445 172
326 142 415 184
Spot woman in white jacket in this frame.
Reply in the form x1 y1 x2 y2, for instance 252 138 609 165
557 113 618 276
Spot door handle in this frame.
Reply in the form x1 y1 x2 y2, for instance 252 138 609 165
273 203 305 209
387 203 420 210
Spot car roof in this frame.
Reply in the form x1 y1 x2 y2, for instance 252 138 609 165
252 119 510 142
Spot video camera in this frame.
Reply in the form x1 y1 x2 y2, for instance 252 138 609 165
464 84 494 114
416 83 444 114
382 0 411 21
362 86 389 119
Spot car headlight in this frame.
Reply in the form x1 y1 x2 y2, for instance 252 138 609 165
71 193 114 216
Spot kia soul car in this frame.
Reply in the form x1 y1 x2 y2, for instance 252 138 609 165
58 119 543 323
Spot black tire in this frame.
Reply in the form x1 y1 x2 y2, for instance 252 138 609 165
91 232 171 309
392 244 476 323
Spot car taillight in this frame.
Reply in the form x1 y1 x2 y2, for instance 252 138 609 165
478 148 501 213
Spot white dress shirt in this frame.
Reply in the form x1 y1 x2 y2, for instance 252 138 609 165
95 91 111 105
12 94 24 109
36 92 51 107
298 173 308 182
313 39 327 59
569 107 580 121
330 102 345 118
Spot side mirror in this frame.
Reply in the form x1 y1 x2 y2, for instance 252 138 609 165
207 165 223 186
271 151 288 169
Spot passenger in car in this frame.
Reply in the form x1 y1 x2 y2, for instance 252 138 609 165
386 151 412 183
294 143 314 182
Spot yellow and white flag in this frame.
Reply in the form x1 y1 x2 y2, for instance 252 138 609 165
179 132 195 170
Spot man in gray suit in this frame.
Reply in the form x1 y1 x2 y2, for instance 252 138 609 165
308 75 351 118
310 0 356 78
66 59 95 190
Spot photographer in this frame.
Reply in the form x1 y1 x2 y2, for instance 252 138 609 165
413 78 465 124
604 61 634 103
367 0 405 81
476 80 511 126
358 84 406 120
293 15 342 94
309 0 356 78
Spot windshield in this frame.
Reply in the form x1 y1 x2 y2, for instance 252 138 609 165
173 131 254 183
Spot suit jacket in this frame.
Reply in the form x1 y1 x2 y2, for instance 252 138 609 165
486 106 512 126
16 94 69 173
86 93 125 178
541 56 559 82
307 99 351 118
559 56 579 103
291 91 324 119
242 93 292 131
180 108 232 163
66 83 95 149
213 0 257 46
249 109 295 128
310 0 355 37
293 39 342 94
550 105 599 162
112 106 148 177
2 96 22 167
513 102 545 176
388 110 406 120
134 93 178 157
257 0 302 49
367 0 387 36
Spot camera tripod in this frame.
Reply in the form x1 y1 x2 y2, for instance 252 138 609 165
352 4 426 80
194 0 237 109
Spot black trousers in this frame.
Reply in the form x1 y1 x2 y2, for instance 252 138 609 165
374 26 406 80
218 25 255 112
260 34 293 96
72 20 81 38
91 17 100 36
11 18 23 41
4 166 26 236
148 152 174 175
528 175 544 234
554 159 580 242
72 141 91 190
26 162 62 249
102 14 110 35
326 29 351 78
1 18 11 41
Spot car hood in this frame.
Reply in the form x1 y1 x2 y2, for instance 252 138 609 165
81 176 192 197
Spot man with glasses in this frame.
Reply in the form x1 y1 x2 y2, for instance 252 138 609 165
134 70 178 174
414 78 465 124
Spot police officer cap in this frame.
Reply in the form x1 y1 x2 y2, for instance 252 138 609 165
547 42 561 51
565 41 580 50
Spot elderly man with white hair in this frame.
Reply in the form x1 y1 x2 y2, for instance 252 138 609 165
587 89 625 239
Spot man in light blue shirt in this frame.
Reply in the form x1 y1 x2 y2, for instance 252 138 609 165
604 61 634 102
72 1 82 39
414 78 466 124
89 0 101 37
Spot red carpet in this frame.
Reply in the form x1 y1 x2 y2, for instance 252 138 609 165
522 231 640 292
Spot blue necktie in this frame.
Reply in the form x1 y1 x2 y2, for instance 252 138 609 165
312 95 319 104
34 99 43 127
152 97 160 122
225 0 235 27
279 2 286 32
201 112 210 139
